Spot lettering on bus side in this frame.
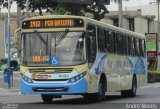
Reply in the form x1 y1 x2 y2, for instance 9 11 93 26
108 58 130 70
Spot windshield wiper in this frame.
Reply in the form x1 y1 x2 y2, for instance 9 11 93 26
56 29 69 46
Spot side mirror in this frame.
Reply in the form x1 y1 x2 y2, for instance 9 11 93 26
14 28 21 47
14 28 21 52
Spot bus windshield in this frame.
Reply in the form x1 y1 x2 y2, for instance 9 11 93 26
21 31 86 66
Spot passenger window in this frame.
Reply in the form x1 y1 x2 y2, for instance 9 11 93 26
128 36 131 55
97 27 106 52
137 38 140 56
104 30 108 52
139 39 143 57
107 31 115 53
123 35 128 55
130 37 135 56
116 33 123 54
134 38 140 56
142 39 146 57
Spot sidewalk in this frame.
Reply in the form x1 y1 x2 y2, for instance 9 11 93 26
0 71 20 96
0 87 20 96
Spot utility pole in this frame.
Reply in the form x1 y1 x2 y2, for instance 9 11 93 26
16 4 22 57
17 5 21 28
7 0 11 70
118 0 123 28
7 0 12 88
157 0 160 70
158 0 160 23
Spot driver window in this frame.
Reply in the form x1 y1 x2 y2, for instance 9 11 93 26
87 24 97 67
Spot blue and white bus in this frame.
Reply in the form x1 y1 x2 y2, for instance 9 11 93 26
16 15 147 102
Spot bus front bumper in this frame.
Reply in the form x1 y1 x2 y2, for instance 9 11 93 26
20 78 88 95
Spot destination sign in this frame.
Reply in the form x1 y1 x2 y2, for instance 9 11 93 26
22 18 84 29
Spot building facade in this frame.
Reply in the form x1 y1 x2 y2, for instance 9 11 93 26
0 13 18 60
100 11 158 35
0 19 5 60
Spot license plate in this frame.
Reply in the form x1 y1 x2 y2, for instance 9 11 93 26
36 74 49 79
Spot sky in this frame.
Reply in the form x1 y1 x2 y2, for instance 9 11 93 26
0 0 157 12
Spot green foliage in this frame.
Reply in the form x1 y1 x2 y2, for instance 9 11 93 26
1 0 114 20
0 0 4 5
148 70 160 82
12 0 109 20
0 59 7 67
54 5 68 15
0 59 19 71
0 0 13 8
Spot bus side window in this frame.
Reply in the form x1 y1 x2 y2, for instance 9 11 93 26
137 38 140 56
116 33 123 54
128 36 134 56
104 30 108 52
105 30 109 52
130 37 135 56
142 39 146 57
139 39 143 57
134 38 140 56
87 24 97 66
128 36 131 56
108 31 115 53
97 27 105 52
123 35 128 55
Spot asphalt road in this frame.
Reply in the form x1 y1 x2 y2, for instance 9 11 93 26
0 72 160 109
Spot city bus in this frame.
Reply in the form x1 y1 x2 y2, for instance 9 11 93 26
16 15 147 102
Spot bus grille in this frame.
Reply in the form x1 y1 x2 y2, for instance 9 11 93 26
32 87 68 92
29 68 73 73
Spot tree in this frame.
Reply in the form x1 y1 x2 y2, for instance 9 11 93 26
0 0 4 4
10 0 110 21
0 0 3 12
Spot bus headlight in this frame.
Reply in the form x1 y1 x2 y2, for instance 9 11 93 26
21 74 33 83
68 71 86 83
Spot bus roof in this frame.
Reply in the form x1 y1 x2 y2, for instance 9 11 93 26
23 15 145 39
23 15 85 20
85 17 146 39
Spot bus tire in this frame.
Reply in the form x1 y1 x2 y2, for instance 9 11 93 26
121 76 137 97
129 76 137 97
41 94 53 103
96 75 106 101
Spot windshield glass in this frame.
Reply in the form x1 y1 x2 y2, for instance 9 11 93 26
21 32 86 66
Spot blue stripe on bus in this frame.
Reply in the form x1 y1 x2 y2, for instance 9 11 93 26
89 53 147 75
128 57 147 75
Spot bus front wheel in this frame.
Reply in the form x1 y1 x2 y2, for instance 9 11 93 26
97 80 106 100
41 94 53 103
